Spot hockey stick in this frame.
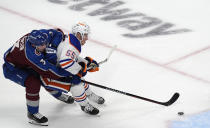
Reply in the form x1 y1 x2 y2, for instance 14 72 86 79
87 45 117 70
81 80 180 106
98 45 117 65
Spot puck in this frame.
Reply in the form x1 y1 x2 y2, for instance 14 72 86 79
178 112 184 116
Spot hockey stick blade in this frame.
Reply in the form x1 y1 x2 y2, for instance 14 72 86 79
161 92 180 106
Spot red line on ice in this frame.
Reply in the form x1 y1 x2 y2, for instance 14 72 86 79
164 46 210 65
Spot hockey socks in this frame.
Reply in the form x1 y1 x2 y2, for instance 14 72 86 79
70 83 99 115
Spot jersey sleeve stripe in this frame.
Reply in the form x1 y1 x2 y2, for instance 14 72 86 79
60 59 73 67
63 61 75 69
59 59 71 63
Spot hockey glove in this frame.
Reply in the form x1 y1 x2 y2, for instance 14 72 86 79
77 62 87 77
85 57 99 72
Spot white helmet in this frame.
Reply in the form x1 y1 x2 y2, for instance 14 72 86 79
72 22 90 41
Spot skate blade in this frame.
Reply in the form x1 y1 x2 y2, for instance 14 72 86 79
28 119 48 126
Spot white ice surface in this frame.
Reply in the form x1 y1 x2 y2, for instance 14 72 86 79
0 0 210 128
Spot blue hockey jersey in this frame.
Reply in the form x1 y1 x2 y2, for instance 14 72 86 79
4 29 72 80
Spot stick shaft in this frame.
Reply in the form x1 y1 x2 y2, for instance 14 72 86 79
81 80 179 106
87 45 117 70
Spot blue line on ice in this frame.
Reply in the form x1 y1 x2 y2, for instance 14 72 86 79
171 111 210 128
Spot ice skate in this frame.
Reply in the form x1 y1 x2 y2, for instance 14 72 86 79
58 93 74 104
28 112 48 126
81 103 99 115
88 92 105 104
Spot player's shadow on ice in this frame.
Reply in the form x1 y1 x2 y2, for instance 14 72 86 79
47 102 80 123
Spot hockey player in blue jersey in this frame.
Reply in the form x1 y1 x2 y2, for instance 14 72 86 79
2 29 79 126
